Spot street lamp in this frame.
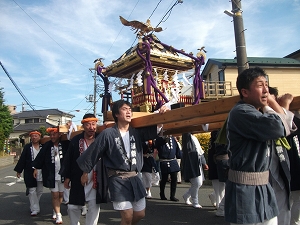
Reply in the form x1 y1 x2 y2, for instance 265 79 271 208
224 10 234 17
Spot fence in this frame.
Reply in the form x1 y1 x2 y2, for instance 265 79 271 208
204 81 234 99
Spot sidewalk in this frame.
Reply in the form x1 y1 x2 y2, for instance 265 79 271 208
0 155 14 168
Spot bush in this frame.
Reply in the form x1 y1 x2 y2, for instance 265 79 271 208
194 132 211 183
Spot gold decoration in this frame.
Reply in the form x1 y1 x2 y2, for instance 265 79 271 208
120 16 163 36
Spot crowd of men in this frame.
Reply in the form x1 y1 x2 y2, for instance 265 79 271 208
14 67 300 225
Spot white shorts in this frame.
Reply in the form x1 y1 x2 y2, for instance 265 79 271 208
113 197 146 211
49 180 64 192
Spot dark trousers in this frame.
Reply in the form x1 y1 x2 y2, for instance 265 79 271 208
160 171 178 198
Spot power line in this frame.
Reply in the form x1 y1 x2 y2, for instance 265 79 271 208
128 0 163 48
110 0 167 84
74 1 181 115
1 61 35 111
148 0 163 20
104 0 140 57
0 61 44 118
12 0 95 113
10 1 106 116
155 0 183 28
13 0 85 67
1 63 66 125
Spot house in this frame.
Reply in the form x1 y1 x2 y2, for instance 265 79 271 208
7 105 17 114
200 49 300 100
284 49 300 61
11 109 75 144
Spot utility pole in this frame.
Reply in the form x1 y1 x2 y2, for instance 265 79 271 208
86 67 98 116
225 0 249 75
93 69 97 116
88 59 106 118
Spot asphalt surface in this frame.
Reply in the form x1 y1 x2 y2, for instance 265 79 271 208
0 164 229 225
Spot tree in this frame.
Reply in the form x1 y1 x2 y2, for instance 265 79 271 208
194 132 211 181
194 132 211 156
0 87 13 154
38 126 47 137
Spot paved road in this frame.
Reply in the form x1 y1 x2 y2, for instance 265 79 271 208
0 164 229 225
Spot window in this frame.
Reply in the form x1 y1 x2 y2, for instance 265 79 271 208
208 73 212 81
218 70 225 81
207 73 214 95
25 119 33 123
218 70 225 95
25 118 44 123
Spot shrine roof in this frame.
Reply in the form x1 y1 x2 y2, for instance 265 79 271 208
103 34 194 78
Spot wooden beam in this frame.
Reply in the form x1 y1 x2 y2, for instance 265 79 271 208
163 122 224 136
46 95 300 143
96 122 115 133
101 95 300 130
163 113 228 130
130 96 240 128
131 95 300 128
58 125 83 133
40 134 70 144
104 111 151 121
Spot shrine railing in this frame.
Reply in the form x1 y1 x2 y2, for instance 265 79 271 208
203 81 235 99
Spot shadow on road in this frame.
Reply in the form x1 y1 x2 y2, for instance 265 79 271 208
0 182 228 225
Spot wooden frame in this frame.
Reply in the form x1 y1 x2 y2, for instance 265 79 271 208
47 95 300 144
102 95 300 134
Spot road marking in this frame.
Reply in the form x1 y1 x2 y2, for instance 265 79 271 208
7 182 16 186
5 176 18 179
4 176 23 186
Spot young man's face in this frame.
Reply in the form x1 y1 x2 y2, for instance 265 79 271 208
116 104 132 123
241 76 269 109
83 121 97 137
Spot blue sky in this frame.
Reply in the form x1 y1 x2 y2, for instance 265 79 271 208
1 0 299 124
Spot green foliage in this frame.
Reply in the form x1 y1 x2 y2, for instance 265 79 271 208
0 87 13 152
194 132 211 156
38 126 47 137
0 126 6 153
177 132 211 156
0 88 4 106
0 108 13 137
194 132 211 182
